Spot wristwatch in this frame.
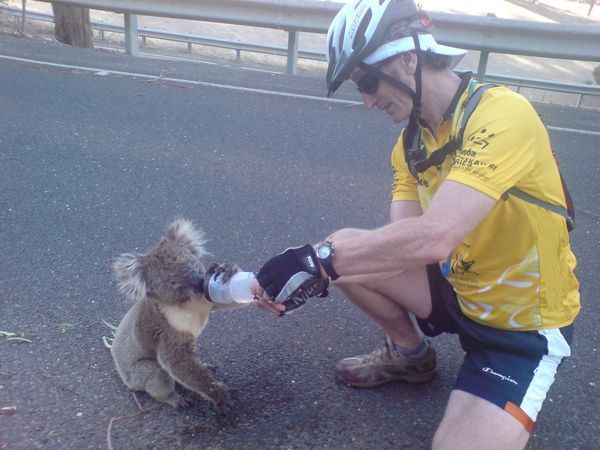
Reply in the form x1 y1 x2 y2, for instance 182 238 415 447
316 241 340 281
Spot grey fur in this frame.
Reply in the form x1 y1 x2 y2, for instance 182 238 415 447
110 219 244 413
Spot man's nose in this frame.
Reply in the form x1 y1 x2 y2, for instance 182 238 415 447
362 93 378 109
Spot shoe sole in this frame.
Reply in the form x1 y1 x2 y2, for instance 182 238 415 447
336 367 437 388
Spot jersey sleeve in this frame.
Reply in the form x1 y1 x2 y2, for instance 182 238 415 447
446 89 539 201
390 131 419 202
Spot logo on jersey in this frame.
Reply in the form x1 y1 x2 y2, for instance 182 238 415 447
441 253 477 278
468 128 496 149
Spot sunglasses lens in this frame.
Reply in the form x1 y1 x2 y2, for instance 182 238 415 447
357 73 379 95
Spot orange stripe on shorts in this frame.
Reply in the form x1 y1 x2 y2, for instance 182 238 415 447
505 401 535 434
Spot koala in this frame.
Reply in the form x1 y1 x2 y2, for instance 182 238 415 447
110 218 245 413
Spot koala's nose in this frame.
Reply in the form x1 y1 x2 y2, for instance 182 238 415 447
189 272 204 294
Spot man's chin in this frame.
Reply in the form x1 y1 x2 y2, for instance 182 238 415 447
386 109 409 123
391 114 407 123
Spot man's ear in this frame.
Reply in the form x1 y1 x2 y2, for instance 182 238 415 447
397 51 418 75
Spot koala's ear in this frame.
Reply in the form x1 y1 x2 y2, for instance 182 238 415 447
113 253 147 302
166 218 208 259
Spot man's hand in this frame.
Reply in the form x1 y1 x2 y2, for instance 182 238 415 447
253 244 328 315
253 297 287 315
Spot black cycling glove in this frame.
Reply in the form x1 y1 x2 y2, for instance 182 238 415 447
256 244 329 315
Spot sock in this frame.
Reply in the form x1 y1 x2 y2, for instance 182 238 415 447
392 338 429 359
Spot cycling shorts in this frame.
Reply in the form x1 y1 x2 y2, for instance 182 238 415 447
416 264 574 433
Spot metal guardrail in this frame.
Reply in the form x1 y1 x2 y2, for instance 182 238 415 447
5 1 600 106
32 0 340 73
2 7 324 61
35 0 340 33
31 0 600 59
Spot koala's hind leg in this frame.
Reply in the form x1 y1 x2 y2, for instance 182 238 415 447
157 340 232 414
129 359 189 408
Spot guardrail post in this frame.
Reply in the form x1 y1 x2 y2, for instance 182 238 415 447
124 13 139 57
21 0 26 33
287 30 299 75
477 50 489 81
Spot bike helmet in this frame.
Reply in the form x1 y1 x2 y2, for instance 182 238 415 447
325 0 466 97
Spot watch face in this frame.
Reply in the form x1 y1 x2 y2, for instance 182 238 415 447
317 245 332 259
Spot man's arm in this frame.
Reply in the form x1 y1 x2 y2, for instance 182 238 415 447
390 199 422 223
330 180 496 277
252 181 495 305
326 200 422 285
251 201 422 309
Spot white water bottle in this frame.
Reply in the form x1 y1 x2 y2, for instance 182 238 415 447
205 271 257 304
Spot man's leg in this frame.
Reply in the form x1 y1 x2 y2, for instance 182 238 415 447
335 266 431 349
334 267 437 387
433 390 530 450
327 225 431 347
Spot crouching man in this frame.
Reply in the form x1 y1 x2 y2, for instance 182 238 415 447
252 1 580 448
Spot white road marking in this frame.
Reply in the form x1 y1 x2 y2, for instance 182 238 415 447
2 53 600 138
546 126 600 136
0 54 359 105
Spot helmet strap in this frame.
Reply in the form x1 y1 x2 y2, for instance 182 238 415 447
402 32 424 168
411 32 423 116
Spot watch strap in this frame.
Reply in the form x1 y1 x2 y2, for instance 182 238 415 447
319 241 340 281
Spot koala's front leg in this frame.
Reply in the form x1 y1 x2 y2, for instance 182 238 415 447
206 262 239 284
156 337 232 414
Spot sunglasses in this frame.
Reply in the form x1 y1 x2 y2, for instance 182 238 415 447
356 71 381 95
355 62 417 100
355 62 393 95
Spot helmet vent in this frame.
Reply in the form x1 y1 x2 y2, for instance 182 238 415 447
352 8 372 50
338 21 346 52
327 31 334 54
327 43 337 76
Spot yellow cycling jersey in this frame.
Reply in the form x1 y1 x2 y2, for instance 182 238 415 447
391 79 580 331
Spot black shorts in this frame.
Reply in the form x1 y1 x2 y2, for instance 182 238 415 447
416 264 574 433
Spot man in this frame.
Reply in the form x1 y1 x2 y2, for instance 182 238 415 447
252 0 580 447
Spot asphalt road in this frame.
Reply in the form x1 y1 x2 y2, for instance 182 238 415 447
0 34 599 449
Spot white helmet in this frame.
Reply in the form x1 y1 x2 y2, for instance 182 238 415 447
325 0 466 96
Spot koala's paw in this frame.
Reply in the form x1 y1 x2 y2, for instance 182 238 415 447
209 381 233 415
165 391 193 409
206 263 240 284
176 395 194 409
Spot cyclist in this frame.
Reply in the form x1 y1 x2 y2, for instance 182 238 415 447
253 0 580 447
